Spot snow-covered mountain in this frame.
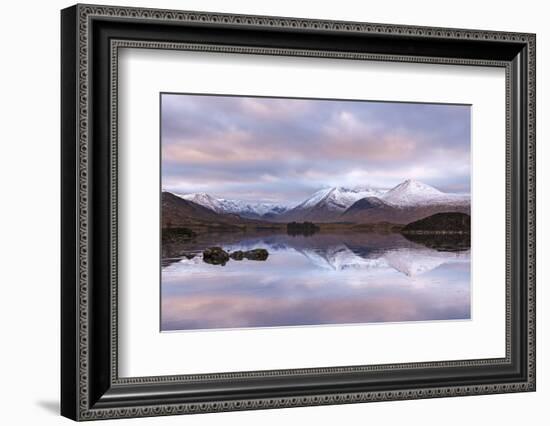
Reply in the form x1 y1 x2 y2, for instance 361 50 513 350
179 193 224 213
294 180 469 212
174 180 470 224
294 186 386 211
277 186 387 222
277 180 469 223
340 180 470 224
381 179 469 207
218 199 289 217
178 192 289 219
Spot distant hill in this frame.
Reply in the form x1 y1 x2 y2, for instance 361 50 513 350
163 192 234 223
178 192 289 220
341 196 400 223
341 198 470 225
162 192 283 233
401 212 471 234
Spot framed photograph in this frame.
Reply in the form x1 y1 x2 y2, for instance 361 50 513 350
61 4 536 421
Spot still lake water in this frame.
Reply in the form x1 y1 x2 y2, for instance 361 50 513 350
161 232 470 331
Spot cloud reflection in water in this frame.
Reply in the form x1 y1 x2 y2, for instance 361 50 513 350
161 233 470 331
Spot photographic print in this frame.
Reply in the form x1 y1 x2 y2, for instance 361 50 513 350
160 94 471 332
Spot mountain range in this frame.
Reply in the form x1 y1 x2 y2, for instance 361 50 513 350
168 179 470 225
178 193 289 220
162 192 277 232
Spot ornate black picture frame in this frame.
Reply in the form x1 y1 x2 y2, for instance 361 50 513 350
61 4 536 421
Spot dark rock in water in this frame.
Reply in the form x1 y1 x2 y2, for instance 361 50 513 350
182 253 196 260
243 248 269 261
202 247 268 264
202 247 230 265
230 250 244 261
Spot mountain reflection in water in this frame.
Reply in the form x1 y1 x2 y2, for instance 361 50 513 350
161 232 470 331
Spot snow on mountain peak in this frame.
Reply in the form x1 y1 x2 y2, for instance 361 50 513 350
179 192 223 212
297 187 334 209
296 186 386 211
176 178 470 218
381 179 468 207
178 192 288 217
217 198 289 216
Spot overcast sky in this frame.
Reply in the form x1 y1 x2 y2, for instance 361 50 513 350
161 93 471 205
